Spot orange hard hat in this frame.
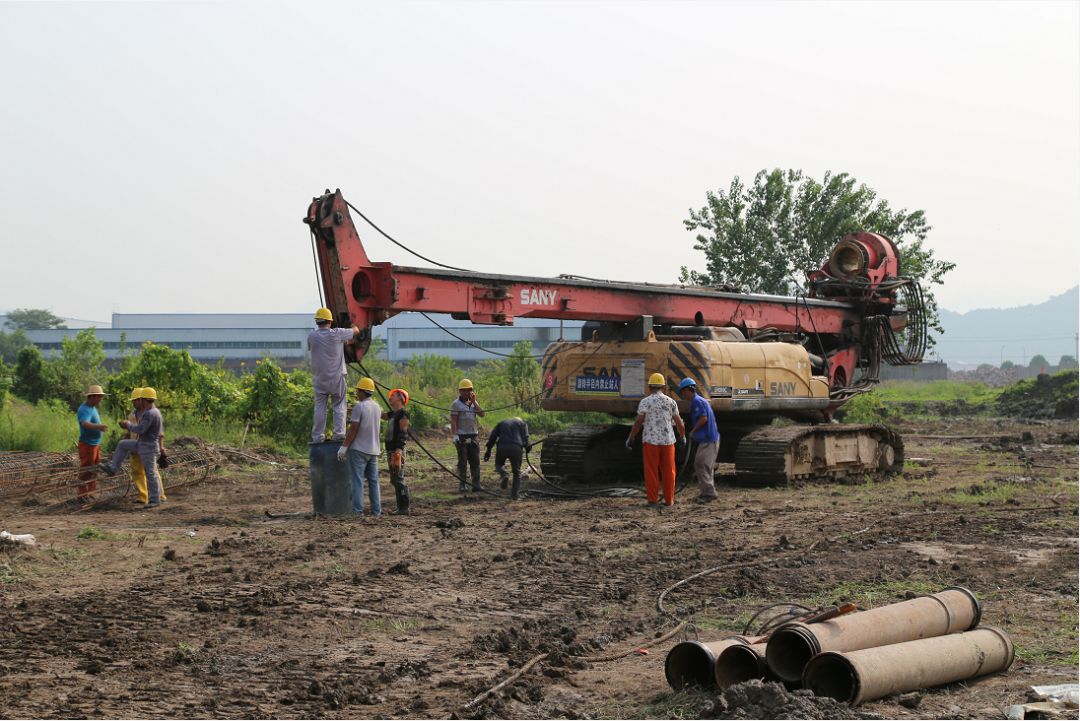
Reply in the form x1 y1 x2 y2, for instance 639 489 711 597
389 388 409 405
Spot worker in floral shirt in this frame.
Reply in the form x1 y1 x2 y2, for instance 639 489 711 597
626 373 685 508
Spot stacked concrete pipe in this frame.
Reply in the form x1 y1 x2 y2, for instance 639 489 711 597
764 586 982 685
664 635 764 689
802 625 1014 703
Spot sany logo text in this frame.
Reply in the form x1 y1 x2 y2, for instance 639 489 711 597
520 288 559 306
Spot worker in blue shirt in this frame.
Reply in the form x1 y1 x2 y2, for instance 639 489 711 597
678 378 720 502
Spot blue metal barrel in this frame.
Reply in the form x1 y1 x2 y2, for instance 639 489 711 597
309 441 352 516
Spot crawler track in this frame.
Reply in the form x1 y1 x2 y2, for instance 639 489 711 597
733 423 904 485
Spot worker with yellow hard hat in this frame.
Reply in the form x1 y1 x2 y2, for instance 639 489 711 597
625 373 686 508
75 384 109 503
308 307 362 444
450 378 486 492
339 378 383 516
126 388 168 505
98 387 165 509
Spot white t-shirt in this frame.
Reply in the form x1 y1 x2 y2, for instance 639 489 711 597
348 398 382 455
637 392 678 446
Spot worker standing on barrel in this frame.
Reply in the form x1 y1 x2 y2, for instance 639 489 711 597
339 378 383 517
450 379 485 492
626 373 685 508
678 378 720 503
383 388 411 515
308 307 360 444
484 416 530 500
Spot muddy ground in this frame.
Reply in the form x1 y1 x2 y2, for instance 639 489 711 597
0 417 1077 720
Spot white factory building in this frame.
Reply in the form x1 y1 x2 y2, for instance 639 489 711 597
12 313 584 369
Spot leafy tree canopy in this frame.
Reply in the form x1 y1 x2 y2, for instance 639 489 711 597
5 308 67 330
681 169 955 338
1028 354 1050 370
0 329 30 364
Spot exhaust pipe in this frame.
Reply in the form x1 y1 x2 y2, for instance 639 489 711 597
765 586 980 683
803 625 1014 704
714 641 768 688
665 636 763 689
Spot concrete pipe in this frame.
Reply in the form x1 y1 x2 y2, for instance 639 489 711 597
803 625 1014 704
765 586 981 683
714 642 769 688
665 635 763 689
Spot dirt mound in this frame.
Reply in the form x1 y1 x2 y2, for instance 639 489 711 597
996 371 1079 419
701 680 882 720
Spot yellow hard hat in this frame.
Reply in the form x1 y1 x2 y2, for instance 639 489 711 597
356 377 376 393
314 307 333 322
648 373 666 387
141 387 158 400
458 378 474 390
130 387 143 401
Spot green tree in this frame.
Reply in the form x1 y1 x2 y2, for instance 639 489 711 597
0 329 30 364
681 169 955 338
1000 360 1015 370
0 358 11 411
241 358 313 447
506 339 541 411
1058 355 1077 369
105 342 241 420
51 328 107 408
1029 354 1050 371
13 345 52 403
5 308 67 330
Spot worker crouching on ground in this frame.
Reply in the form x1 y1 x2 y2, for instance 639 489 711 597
484 416 530 500
626 373 685 508
75 385 109 503
308 307 361 445
678 378 720 503
339 377 383 517
383 388 411 515
98 387 164 509
450 379 485 492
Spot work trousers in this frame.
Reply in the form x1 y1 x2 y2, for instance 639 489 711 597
131 454 167 504
694 440 719 498
311 376 348 443
77 442 99 500
643 442 676 506
495 443 523 500
455 435 481 489
348 449 381 516
110 440 161 503
387 447 410 513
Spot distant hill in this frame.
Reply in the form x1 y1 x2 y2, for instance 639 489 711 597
932 287 1078 368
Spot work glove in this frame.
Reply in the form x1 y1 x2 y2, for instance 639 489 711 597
157 451 170 469
452 437 460 447
483 449 491 462
336 446 348 462
625 437 634 452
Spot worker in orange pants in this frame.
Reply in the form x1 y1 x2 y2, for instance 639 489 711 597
626 373 685 507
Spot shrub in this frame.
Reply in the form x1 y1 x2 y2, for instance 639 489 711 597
13 345 52 404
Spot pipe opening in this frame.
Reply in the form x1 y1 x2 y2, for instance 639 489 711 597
765 627 818 683
715 645 766 688
664 642 716 689
803 653 859 702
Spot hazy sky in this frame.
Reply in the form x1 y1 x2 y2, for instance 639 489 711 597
1 1 1077 323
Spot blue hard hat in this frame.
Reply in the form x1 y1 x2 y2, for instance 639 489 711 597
678 378 697 391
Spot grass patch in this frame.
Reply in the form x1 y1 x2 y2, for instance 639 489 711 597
415 488 458 501
1015 644 1080 668
603 688 713 720
76 526 132 542
946 482 1016 505
358 616 418 633
806 578 940 608
0 398 76 452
